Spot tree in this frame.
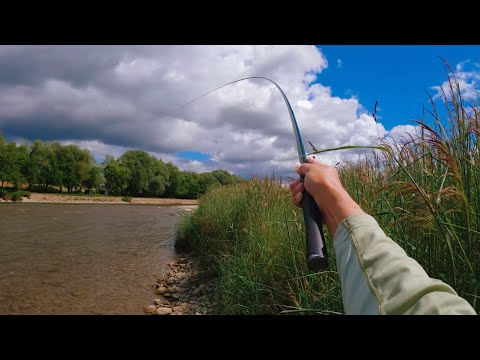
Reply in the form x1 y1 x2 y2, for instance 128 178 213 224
75 160 91 191
12 144 29 190
119 150 169 197
1 142 25 189
198 172 221 195
44 143 65 191
30 140 51 190
163 162 181 197
212 169 237 185
0 135 7 187
104 159 129 195
85 165 103 190
148 175 166 196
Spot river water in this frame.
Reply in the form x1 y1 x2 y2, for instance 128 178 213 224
0 203 186 314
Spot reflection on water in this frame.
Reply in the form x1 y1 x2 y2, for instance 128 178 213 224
0 203 184 314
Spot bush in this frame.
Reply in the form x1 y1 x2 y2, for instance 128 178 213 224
9 190 31 202
122 196 132 203
0 188 10 200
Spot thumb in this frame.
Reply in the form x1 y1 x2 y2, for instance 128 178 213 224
295 163 312 176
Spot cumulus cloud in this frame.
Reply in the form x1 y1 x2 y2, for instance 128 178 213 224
0 45 391 178
431 59 480 101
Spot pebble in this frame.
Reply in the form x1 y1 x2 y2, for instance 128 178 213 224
173 305 184 313
144 305 156 314
155 286 167 295
155 307 172 315
145 254 215 315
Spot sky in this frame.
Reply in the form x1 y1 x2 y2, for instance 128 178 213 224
0 45 479 179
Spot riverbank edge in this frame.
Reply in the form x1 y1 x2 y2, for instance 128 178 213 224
144 253 217 315
0 192 199 205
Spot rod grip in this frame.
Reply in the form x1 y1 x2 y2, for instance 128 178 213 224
300 176 328 271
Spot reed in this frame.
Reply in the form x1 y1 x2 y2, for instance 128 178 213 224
176 63 479 314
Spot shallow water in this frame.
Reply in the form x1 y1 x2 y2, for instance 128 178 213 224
0 203 185 314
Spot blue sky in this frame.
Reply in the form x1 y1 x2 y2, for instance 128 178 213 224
316 45 480 130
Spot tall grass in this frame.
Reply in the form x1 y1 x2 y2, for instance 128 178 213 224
339 63 479 310
176 64 479 314
176 178 343 314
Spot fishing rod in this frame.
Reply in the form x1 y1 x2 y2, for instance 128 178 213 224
176 76 328 272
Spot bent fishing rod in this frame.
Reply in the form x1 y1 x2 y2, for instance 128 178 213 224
176 77 328 272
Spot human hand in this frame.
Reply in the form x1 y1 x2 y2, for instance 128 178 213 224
289 156 364 238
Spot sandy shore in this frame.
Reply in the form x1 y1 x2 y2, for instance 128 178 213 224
8 192 199 206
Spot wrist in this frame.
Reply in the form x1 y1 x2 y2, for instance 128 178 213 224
315 187 364 238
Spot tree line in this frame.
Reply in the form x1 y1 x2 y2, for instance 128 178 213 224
0 134 243 199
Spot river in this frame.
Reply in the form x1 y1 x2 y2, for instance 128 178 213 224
0 203 187 314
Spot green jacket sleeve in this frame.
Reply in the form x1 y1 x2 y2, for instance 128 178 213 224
333 213 476 315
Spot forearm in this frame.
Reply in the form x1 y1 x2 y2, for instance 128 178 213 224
333 213 477 315
313 186 363 237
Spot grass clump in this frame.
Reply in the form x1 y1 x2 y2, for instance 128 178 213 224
122 196 132 203
176 178 342 315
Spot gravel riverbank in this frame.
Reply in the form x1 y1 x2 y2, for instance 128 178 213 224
144 254 217 315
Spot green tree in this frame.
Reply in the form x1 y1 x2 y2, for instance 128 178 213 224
104 159 130 195
29 140 50 190
212 169 236 185
0 135 7 187
75 160 91 191
1 142 24 189
163 162 181 197
85 165 103 190
198 172 221 195
12 144 30 190
119 150 169 196
45 143 65 191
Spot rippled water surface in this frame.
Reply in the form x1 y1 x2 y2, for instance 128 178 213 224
0 203 185 314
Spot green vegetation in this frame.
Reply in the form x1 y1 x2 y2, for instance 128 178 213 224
0 188 30 202
176 65 480 314
176 178 342 314
0 137 242 199
122 196 132 203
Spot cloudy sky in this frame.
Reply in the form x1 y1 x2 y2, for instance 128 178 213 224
0 45 479 179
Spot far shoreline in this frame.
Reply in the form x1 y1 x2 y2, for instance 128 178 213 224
1 192 199 206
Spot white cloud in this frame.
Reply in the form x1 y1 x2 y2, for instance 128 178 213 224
0 45 396 178
431 60 480 101
387 124 421 140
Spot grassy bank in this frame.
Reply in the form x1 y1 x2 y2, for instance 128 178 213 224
176 65 479 314
176 178 343 314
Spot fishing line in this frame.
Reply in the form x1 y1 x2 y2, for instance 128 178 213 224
171 76 328 271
